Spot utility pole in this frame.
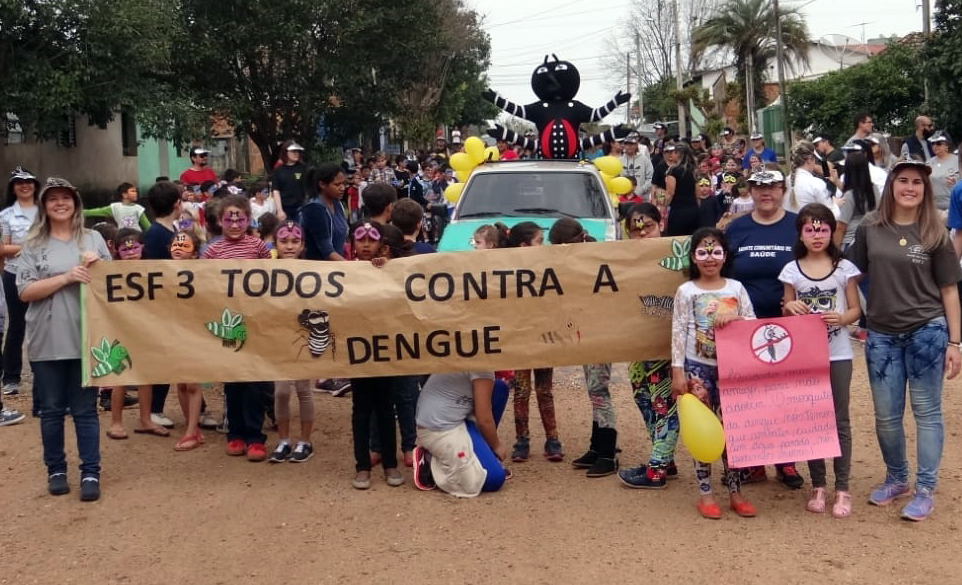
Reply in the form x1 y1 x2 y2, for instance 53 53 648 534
626 52 632 123
636 29 644 124
672 0 686 137
745 53 755 133
922 0 931 103
773 0 792 157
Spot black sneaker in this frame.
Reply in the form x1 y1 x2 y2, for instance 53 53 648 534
48 473 69 496
412 446 436 491
269 443 292 463
585 457 618 477
330 379 352 397
776 465 804 490
618 465 667 489
80 477 100 501
289 442 314 463
571 449 598 469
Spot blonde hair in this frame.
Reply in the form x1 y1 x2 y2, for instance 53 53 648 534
788 141 816 210
866 165 947 251
26 184 87 247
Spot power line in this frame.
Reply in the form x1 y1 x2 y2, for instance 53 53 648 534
486 0 583 28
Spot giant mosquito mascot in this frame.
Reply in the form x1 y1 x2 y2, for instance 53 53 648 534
484 54 631 159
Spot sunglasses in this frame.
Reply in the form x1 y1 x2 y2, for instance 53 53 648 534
694 247 725 261
353 224 381 241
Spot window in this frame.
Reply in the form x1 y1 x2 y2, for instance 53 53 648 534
121 109 137 156
457 172 609 219
57 113 76 148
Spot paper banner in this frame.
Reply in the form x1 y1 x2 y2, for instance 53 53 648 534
82 239 689 385
715 314 840 468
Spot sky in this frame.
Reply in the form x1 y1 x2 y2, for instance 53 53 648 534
469 0 927 120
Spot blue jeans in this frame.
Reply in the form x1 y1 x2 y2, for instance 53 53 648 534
33 360 100 478
865 316 947 490
466 379 509 492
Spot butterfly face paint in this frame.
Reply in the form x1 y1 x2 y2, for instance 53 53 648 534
118 239 144 260
276 221 302 241
221 207 249 240
693 238 725 261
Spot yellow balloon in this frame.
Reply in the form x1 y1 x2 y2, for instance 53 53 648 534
465 136 486 165
449 152 474 173
484 146 500 162
456 169 470 183
443 182 464 204
678 393 726 463
594 155 622 177
611 176 633 195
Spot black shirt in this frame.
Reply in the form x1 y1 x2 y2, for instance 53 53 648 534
272 162 308 210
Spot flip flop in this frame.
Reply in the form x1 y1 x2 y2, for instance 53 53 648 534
174 433 202 451
134 426 170 437
106 430 128 440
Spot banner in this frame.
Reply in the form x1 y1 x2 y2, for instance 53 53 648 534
715 315 840 467
82 239 690 385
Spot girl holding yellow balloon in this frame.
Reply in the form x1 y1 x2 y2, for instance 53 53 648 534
670 227 757 519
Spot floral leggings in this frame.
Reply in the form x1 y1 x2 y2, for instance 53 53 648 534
685 360 740 495
584 363 615 429
512 368 558 441
628 359 678 469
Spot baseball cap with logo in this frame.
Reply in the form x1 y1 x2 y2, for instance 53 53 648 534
39 176 82 202
746 169 785 185
189 147 210 157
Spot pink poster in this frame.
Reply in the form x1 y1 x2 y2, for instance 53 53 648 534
714 314 840 468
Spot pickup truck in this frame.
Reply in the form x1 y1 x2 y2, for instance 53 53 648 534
437 160 620 252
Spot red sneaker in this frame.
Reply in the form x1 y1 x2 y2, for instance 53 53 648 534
226 439 245 456
246 443 267 462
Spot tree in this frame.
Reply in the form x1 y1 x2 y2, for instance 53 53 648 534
692 0 809 119
786 43 924 145
602 0 720 122
923 0 962 140
0 0 191 140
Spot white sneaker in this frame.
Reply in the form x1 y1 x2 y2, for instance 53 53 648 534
198 413 218 429
2 383 19 395
0 408 26 426
151 413 175 428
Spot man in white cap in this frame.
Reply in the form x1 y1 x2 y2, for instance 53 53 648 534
619 132 653 200
741 132 777 169
179 146 218 186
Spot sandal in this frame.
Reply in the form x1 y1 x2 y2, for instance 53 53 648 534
806 487 827 513
106 429 128 440
696 500 722 519
832 490 852 518
174 433 202 451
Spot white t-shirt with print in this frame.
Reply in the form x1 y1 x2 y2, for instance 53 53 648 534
778 258 860 361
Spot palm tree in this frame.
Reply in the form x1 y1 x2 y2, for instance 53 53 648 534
692 0 810 119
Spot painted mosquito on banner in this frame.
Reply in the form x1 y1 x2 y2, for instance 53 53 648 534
206 308 248 351
294 309 335 360
90 337 132 378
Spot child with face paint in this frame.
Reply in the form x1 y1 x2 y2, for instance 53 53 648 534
104 229 171 441
165 230 207 451
696 173 724 228
619 204 680 489
346 221 403 488
779 203 860 517
670 227 757 519
268 220 317 463
202 194 273 461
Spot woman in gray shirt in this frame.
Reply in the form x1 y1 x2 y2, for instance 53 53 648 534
18 177 111 502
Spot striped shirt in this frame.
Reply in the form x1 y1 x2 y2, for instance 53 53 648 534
202 235 271 260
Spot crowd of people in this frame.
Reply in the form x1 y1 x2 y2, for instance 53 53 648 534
0 111 958 522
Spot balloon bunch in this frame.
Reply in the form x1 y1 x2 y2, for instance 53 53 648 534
444 136 502 204
591 156 633 202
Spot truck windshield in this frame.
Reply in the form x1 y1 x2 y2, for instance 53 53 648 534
457 172 609 219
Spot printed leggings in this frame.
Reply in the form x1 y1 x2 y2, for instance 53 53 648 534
584 363 615 429
628 359 678 469
685 360 740 495
512 368 558 441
